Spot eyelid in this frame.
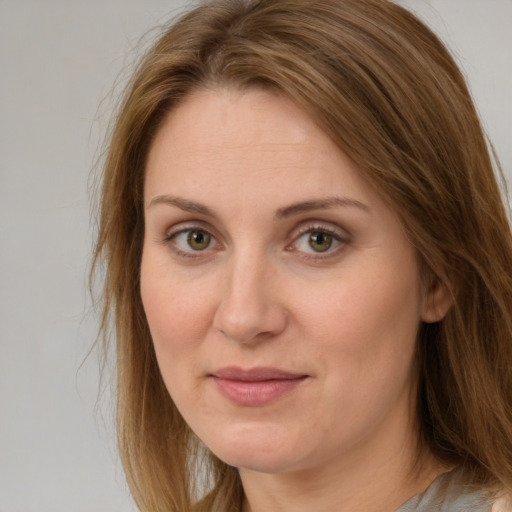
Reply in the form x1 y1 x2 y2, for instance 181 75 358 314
162 219 215 240
157 219 350 261
286 221 351 258
290 221 351 242
161 221 222 258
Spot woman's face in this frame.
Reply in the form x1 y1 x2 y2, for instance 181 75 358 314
141 88 439 477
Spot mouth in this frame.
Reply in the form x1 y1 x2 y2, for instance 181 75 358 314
209 366 309 406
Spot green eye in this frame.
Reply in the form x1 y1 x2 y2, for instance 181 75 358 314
187 229 211 250
167 227 218 257
293 227 344 256
308 231 333 252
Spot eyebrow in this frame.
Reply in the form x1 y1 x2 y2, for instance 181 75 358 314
147 194 369 218
275 196 370 218
147 195 216 216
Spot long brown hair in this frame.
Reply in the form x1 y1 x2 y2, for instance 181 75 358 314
91 1 512 510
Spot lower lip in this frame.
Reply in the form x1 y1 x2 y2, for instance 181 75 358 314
212 376 306 406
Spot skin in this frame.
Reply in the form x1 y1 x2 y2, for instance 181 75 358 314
141 87 451 512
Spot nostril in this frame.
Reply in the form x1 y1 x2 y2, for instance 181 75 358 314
212 258 287 342
213 296 287 343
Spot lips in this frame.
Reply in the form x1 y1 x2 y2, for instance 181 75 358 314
210 366 308 406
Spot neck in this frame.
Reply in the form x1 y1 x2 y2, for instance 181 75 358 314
239 428 447 512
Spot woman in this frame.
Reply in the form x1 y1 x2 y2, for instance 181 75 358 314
92 0 512 510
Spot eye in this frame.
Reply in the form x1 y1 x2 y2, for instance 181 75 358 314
168 227 218 255
304 231 334 252
185 229 211 250
291 226 346 256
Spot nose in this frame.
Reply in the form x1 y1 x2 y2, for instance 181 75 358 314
213 252 287 344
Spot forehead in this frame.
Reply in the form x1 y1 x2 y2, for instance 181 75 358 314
148 87 329 163
144 87 373 202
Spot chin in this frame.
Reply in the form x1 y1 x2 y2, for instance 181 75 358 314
217 449 301 475
203 421 310 474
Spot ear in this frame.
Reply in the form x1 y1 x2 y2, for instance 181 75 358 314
420 276 453 324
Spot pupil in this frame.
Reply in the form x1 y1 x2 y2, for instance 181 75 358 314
309 232 332 252
188 230 210 250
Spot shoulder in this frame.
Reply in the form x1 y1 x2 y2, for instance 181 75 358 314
492 493 512 512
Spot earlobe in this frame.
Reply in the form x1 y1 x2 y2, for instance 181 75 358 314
420 277 453 324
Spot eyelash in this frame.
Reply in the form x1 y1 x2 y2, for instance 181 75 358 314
161 222 349 261
285 223 349 260
162 223 220 259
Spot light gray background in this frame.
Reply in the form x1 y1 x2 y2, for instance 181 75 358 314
0 1 511 511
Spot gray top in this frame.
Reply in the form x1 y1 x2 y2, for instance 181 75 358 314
396 468 493 512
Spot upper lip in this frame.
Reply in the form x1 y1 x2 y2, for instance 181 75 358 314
211 366 308 381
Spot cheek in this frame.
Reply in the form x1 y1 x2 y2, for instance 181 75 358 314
298 262 422 428
289 252 423 392
142 289 210 343
139 250 216 373
140 259 219 423
296 271 420 348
